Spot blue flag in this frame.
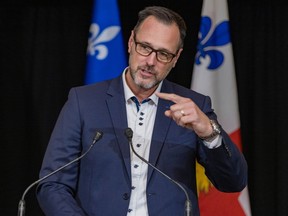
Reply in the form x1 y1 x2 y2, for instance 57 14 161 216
85 0 127 84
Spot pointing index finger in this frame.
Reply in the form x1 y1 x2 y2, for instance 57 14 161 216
156 92 184 103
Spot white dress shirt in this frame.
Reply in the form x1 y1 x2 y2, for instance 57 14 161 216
123 71 161 216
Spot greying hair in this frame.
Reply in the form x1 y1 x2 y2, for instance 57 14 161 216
133 6 187 49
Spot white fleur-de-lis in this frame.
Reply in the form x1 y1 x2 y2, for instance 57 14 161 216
87 23 121 60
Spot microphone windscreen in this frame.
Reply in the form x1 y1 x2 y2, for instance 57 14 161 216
125 128 133 140
94 131 103 142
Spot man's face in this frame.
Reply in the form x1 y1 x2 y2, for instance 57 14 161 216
127 16 183 91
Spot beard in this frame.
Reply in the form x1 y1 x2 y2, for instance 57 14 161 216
129 65 170 90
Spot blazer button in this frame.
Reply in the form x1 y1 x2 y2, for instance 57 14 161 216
122 193 130 200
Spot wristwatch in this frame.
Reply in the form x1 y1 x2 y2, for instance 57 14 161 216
199 119 221 142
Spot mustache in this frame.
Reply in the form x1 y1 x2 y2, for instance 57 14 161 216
138 65 156 74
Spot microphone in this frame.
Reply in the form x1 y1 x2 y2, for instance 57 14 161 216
17 131 103 216
124 128 192 216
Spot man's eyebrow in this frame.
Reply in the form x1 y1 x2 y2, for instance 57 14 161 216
138 40 174 53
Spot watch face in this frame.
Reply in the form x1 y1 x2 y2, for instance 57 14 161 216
199 119 221 141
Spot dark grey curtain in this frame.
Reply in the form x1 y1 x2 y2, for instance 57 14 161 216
1 0 287 215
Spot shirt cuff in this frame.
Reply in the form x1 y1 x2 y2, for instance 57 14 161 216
202 135 222 149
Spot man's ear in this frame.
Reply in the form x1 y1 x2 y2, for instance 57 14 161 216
128 30 134 53
172 48 183 67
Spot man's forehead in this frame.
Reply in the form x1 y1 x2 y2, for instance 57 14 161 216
136 17 181 50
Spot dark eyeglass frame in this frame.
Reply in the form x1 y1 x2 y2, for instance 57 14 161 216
133 35 177 63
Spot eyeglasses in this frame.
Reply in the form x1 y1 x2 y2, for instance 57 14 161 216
133 35 177 63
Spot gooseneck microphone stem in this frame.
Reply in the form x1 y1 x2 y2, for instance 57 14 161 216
17 131 103 216
124 128 192 216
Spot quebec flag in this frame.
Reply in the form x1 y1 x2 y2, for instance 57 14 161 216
85 0 127 84
191 0 252 215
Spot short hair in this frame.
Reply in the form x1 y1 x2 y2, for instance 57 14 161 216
133 6 187 49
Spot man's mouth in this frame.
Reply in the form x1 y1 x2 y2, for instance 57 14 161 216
139 68 154 78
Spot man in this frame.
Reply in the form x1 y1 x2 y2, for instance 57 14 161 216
37 6 247 216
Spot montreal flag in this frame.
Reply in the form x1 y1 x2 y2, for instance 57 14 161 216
191 0 252 215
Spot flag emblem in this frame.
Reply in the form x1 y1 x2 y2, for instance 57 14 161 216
87 23 122 60
195 16 230 70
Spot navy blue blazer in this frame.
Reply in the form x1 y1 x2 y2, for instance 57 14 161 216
37 75 247 216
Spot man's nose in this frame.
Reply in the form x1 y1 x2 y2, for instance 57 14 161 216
145 51 158 65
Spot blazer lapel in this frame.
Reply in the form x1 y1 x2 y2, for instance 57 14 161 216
106 77 132 181
147 81 174 182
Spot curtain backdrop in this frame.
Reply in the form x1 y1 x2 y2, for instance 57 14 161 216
1 1 287 215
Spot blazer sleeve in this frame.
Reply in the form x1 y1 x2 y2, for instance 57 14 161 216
36 88 87 216
196 95 248 192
